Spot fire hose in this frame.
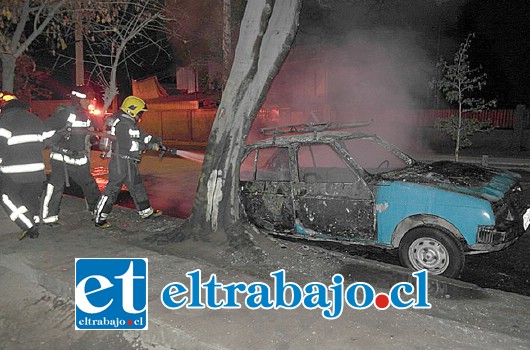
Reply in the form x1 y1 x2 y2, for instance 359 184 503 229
158 145 179 159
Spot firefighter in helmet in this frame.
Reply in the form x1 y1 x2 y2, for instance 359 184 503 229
94 96 163 228
41 86 100 226
0 92 57 239
0 91 16 111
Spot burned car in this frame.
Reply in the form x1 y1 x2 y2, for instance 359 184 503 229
240 122 530 278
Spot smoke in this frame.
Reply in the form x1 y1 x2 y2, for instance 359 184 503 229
252 29 434 153
328 30 433 150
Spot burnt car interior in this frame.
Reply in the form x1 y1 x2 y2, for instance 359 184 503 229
240 122 383 237
298 144 360 183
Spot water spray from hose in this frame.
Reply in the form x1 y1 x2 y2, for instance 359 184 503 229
176 150 204 163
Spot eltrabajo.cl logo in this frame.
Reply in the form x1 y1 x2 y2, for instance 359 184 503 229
75 258 148 330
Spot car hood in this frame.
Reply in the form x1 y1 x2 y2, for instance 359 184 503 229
379 161 519 202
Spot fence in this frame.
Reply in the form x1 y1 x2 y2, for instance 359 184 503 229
255 108 524 130
139 108 217 147
415 109 518 129
29 98 217 148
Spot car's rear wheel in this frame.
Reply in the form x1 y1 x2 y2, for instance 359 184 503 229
398 227 465 278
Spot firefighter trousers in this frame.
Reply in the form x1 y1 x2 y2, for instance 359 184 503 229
1 176 42 231
94 156 152 223
41 158 100 223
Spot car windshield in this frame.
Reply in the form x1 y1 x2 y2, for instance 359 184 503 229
298 143 361 183
343 137 409 175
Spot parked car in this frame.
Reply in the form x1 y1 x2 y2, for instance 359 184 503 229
239 122 530 278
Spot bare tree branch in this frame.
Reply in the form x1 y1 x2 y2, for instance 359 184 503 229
72 0 182 109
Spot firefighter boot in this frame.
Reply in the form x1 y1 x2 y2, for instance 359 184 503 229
94 210 112 229
141 209 163 219
19 226 39 240
95 220 112 229
45 221 61 228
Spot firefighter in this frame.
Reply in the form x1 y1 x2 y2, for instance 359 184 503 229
0 92 56 240
41 86 100 226
94 96 163 228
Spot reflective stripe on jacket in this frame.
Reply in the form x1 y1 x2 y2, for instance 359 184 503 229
0 102 46 183
45 105 92 152
109 111 158 159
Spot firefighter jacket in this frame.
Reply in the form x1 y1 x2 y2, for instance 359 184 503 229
45 104 92 165
109 111 160 161
0 100 55 183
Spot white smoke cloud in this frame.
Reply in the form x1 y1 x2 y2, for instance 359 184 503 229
254 28 435 152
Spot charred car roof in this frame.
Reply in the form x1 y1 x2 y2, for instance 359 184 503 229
245 121 415 165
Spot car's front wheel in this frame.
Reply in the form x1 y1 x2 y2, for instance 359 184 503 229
398 227 465 278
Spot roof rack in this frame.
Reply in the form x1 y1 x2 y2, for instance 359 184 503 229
260 120 372 136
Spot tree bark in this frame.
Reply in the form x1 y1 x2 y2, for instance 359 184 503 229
1 55 16 93
222 0 232 87
1 0 65 93
102 48 122 112
188 0 302 241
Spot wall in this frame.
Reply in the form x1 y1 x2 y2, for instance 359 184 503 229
139 108 216 147
31 98 216 148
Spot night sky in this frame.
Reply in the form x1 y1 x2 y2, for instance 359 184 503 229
295 0 530 108
459 0 530 107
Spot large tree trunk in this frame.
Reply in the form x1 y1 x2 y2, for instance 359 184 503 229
1 55 16 93
188 0 302 242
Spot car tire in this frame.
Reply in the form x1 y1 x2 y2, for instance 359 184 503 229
398 227 465 278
